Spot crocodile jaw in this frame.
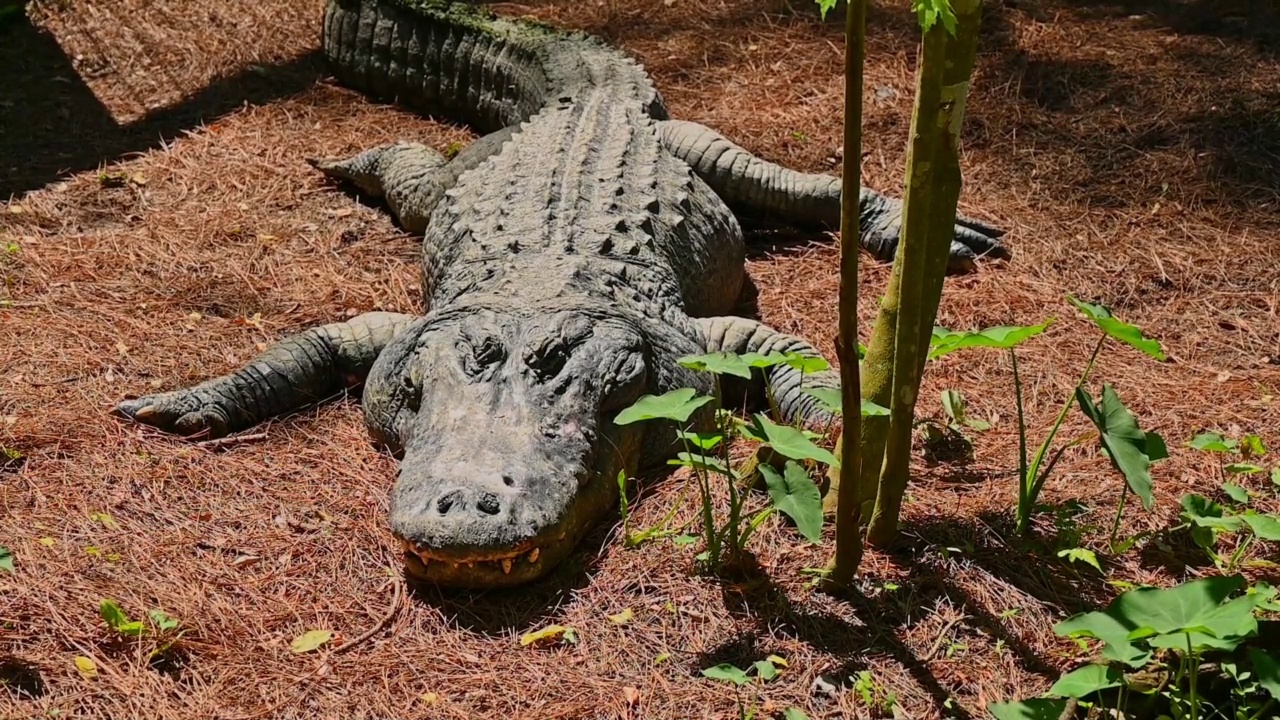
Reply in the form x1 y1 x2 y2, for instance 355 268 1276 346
395 424 635 589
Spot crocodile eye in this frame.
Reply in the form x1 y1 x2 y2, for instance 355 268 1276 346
523 343 569 382
458 336 504 378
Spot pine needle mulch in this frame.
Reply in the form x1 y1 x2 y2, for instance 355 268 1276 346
1 0 1277 717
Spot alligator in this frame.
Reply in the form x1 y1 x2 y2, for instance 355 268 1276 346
112 0 1008 588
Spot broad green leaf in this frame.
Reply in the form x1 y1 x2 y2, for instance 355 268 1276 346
911 0 957 34
1047 664 1124 698
766 654 789 667
1180 494 1243 533
753 659 780 681
941 389 966 424
1225 463 1264 475
1068 296 1166 360
654 652 672 664
804 387 843 414
782 353 829 374
0 545 12 573
1240 512 1280 541
667 452 733 477
783 709 811 720
607 608 634 625
968 417 992 431
1145 431 1169 462
1055 576 1249 667
672 534 697 546
147 610 180 632
1241 434 1268 457
702 663 751 685
815 0 839 21
1272 467 1280 487
801 387 888 417
676 430 723 451
1075 384 1157 510
1145 595 1258 652
519 625 572 647
927 320 1054 360
759 461 824 543
1188 432 1238 453
752 414 840 466
860 399 890 416
1248 581 1280 612
74 656 98 679
290 629 333 653
987 699 1072 720
677 352 754 379
742 352 793 369
1250 648 1280 700
614 388 713 425
99 599 144 637
1223 482 1251 504
1057 547 1103 574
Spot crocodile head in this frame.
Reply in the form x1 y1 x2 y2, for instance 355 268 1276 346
374 306 651 588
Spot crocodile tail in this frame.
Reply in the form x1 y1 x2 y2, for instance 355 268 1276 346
321 0 668 133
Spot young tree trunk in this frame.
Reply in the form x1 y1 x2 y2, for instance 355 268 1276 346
865 0 984 546
822 0 868 590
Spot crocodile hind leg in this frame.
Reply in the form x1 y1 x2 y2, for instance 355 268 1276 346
693 316 839 428
113 312 416 439
308 126 518 232
656 119 1009 273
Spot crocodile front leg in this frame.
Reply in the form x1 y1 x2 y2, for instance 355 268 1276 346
656 119 1008 273
113 312 416 439
694 316 839 428
308 126 518 232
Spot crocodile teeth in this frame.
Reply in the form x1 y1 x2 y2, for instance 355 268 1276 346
527 548 540 563
501 558 513 575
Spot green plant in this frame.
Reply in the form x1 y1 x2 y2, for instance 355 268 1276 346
1188 431 1279 489
99 599 180 638
616 470 690 547
989 576 1280 720
1075 383 1168 548
701 656 804 719
1177 490 1280 573
98 599 185 660
613 351 851 573
852 670 898 713
929 296 1166 536
918 389 990 458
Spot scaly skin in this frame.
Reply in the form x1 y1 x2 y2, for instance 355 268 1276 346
114 0 1008 588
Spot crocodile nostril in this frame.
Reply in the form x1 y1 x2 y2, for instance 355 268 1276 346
502 475 515 487
476 492 501 515
436 490 463 515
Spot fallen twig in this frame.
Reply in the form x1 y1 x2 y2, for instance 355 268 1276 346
196 433 269 449
333 578 403 654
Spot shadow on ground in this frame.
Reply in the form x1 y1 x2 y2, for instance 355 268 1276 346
0 15 323 199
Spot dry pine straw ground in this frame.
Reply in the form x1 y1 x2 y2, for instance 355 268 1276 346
1 0 1279 717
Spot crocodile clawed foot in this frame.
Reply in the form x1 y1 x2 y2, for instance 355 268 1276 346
112 392 231 439
950 212 1011 272
306 146 393 196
